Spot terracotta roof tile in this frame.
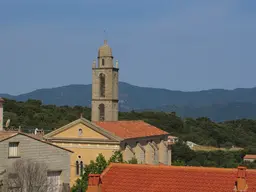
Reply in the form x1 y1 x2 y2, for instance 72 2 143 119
0 131 18 141
244 155 256 159
95 163 256 192
94 121 169 139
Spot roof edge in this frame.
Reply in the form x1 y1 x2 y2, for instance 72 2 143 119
102 163 256 173
44 118 123 142
1 131 73 153
0 132 19 142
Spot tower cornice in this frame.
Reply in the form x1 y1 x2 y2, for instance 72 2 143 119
92 99 119 102
92 67 119 71
97 56 114 59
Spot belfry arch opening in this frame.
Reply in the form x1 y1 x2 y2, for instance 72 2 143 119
99 104 105 121
99 73 105 97
102 58 105 66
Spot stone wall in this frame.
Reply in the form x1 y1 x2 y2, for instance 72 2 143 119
0 134 71 185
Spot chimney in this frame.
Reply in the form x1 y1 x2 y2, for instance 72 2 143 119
234 166 248 192
0 98 4 131
87 174 103 192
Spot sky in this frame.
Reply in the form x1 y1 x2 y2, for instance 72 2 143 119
0 0 256 95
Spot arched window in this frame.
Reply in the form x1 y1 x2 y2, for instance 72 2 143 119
99 104 105 121
78 128 83 136
80 161 84 175
76 161 79 175
102 58 105 66
99 73 105 97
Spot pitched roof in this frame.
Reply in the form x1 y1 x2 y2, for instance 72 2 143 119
0 131 73 153
94 120 169 139
0 97 4 102
45 118 170 141
90 163 256 192
44 118 123 142
0 131 17 141
244 155 256 159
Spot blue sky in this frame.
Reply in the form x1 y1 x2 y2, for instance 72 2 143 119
0 0 256 95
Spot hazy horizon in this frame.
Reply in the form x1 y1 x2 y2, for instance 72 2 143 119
2 81 256 96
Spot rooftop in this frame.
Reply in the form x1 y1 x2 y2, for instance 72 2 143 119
0 131 17 141
88 163 256 192
94 120 169 139
244 155 256 159
0 131 73 153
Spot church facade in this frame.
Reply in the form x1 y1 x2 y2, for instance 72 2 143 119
44 40 174 186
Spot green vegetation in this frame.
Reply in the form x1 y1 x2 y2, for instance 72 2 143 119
3 98 91 133
3 98 256 151
172 141 256 168
2 98 256 171
71 151 137 192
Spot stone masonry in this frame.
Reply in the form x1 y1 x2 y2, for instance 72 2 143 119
91 40 119 122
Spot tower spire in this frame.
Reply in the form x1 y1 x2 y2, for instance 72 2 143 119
104 28 108 44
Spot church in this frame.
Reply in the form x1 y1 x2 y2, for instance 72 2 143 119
44 40 175 186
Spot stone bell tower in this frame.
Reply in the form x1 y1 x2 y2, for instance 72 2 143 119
91 40 119 122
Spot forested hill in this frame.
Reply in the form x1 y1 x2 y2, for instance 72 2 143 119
1 82 256 122
2 98 256 152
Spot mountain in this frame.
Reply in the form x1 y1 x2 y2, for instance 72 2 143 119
138 102 256 122
1 82 256 122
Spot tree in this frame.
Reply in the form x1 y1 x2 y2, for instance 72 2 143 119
172 160 185 166
2 98 256 174
3 159 57 192
71 151 137 192
3 98 256 150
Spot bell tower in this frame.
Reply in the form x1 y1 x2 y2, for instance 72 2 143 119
91 40 119 122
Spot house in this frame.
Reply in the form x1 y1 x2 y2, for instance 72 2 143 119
0 131 73 191
44 117 174 186
87 163 256 192
244 155 256 162
186 141 198 148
